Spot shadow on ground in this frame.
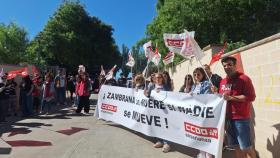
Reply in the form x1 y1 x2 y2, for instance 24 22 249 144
106 122 236 158
0 97 96 155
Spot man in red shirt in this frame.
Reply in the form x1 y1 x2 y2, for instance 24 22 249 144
219 56 257 158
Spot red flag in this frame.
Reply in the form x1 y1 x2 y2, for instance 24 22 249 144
209 42 227 66
21 67 29 77
7 68 27 80
32 66 39 74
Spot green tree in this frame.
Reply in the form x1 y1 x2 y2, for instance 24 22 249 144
142 0 280 64
27 1 121 72
0 22 29 64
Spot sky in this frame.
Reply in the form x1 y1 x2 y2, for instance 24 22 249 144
0 0 157 49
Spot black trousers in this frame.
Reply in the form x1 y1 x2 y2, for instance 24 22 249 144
76 96 90 113
0 98 9 122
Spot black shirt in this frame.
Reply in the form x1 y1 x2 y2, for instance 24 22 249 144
0 83 10 99
211 74 222 89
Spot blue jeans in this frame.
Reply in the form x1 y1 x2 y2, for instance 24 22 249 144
20 91 33 117
74 96 80 106
41 100 54 113
157 138 170 145
226 119 252 150
56 87 65 104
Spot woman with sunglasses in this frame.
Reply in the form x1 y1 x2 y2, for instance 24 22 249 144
179 74 194 93
134 74 145 90
162 71 174 91
144 73 171 153
191 67 213 158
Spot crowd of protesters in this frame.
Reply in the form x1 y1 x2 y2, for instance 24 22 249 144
0 56 257 158
94 57 257 158
0 65 95 123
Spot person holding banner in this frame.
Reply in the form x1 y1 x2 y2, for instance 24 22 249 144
191 67 212 95
203 64 222 89
162 71 174 91
191 67 213 158
134 74 145 90
216 56 257 158
144 73 171 153
179 74 194 93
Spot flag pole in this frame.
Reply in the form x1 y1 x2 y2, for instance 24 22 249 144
131 66 133 88
171 62 174 74
144 62 149 89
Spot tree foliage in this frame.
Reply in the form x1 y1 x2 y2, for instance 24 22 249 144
27 1 121 72
0 22 29 64
142 0 280 64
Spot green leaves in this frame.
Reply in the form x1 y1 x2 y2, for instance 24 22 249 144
27 1 121 73
142 0 280 65
0 22 28 64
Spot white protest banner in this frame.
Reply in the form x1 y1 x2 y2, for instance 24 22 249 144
96 85 226 158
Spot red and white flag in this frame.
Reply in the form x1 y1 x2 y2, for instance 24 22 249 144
188 34 205 60
151 47 161 66
126 50 135 67
163 51 175 65
100 65 106 76
7 71 17 80
105 65 117 80
21 67 28 77
164 31 204 60
209 42 227 66
32 66 40 75
7 67 28 80
143 41 154 62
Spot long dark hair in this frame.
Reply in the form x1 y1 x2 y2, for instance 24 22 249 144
183 74 194 88
193 67 207 82
163 71 172 90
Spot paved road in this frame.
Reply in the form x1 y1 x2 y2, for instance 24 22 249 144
0 94 234 158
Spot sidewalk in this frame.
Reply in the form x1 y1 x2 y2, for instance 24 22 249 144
0 94 235 158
